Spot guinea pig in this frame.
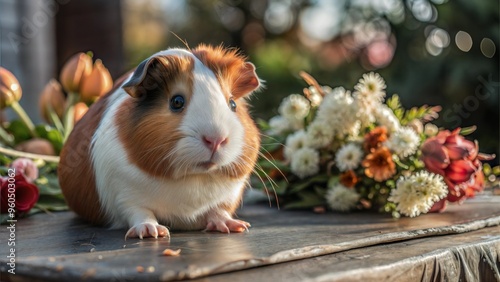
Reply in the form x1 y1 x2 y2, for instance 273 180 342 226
58 44 262 239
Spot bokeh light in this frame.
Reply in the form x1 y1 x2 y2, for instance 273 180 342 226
299 0 344 42
480 38 496 58
264 1 294 34
409 0 436 22
455 31 473 52
425 27 449 56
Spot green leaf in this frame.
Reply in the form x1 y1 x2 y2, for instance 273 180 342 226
284 190 325 209
386 94 401 111
46 128 63 153
482 163 492 175
288 174 328 194
6 120 32 143
327 176 339 188
0 155 12 166
492 166 500 176
250 175 288 196
314 185 327 197
35 124 52 138
36 174 63 196
394 108 404 121
460 126 477 136
256 118 270 131
35 194 68 211
35 125 63 154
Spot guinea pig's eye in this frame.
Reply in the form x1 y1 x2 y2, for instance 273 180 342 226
229 98 237 112
170 95 185 112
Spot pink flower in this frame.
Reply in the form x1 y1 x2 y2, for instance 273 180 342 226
10 158 38 183
1 173 39 215
421 128 494 209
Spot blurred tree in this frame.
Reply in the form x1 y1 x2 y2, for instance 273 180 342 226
121 0 498 158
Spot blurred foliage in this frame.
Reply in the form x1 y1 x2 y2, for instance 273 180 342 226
122 0 498 161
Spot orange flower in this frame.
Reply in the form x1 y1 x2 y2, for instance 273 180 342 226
79 59 113 103
60 52 93 93
363 126 388 152
39 79 65 123
339 170 359 188
362 147 396 182
0 67 22 109
73 102 89 123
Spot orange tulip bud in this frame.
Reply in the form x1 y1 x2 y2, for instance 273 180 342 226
79 59 112 103
0 67 22 109
39 79 66 123
60 52 93 93
73 102 88 123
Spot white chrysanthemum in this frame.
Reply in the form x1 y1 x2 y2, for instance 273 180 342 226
385 127 420 158
355 100 376 128
305 120 334 148
307 86 330 107
388 171 448 217
326 184 360 212
278 94 311 122
374 105 400 133
284 130 308 160
268 115 291 135
290 147 320 179
315 87 359 137
353 72 387 104
335 143 364 171
288 117 305 131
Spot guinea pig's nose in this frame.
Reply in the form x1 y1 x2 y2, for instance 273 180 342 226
203 135 228 153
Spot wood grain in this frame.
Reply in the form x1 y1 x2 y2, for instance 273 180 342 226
0 195 499 281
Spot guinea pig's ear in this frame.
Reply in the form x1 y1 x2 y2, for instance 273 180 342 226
122 57 159 98
232 62 261 99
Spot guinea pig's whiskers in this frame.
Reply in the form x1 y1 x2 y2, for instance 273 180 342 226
242 143 284 207
232 146 279 208
258 132 282 143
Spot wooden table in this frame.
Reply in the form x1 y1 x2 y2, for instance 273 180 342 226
1 194 499 281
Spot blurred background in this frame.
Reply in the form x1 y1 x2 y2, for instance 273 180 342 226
0 0 498 159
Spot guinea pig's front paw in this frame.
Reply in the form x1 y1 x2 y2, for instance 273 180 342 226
125 223 170 240
204 218 251 234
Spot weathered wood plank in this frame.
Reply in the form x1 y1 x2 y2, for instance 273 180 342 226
192 225 500 282
0 195 499 281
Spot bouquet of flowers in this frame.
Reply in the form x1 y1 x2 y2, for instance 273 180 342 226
0 52 113 222
255 72 499 217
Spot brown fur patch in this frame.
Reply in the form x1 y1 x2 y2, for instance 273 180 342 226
116 55 194 178
192 44 260 99
223 99 260 180
58 91 116 225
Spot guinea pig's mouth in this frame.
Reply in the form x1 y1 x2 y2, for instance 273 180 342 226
197 161 217 170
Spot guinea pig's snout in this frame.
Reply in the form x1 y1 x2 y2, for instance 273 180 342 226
202 135 228 155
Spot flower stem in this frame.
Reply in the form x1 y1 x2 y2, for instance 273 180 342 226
10 101 38 137
0 146 60 163
47 104 65 134
0 126 14 146
63 92 79 142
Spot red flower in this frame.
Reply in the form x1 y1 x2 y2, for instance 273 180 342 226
1 173 39 215
421 128 494 206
